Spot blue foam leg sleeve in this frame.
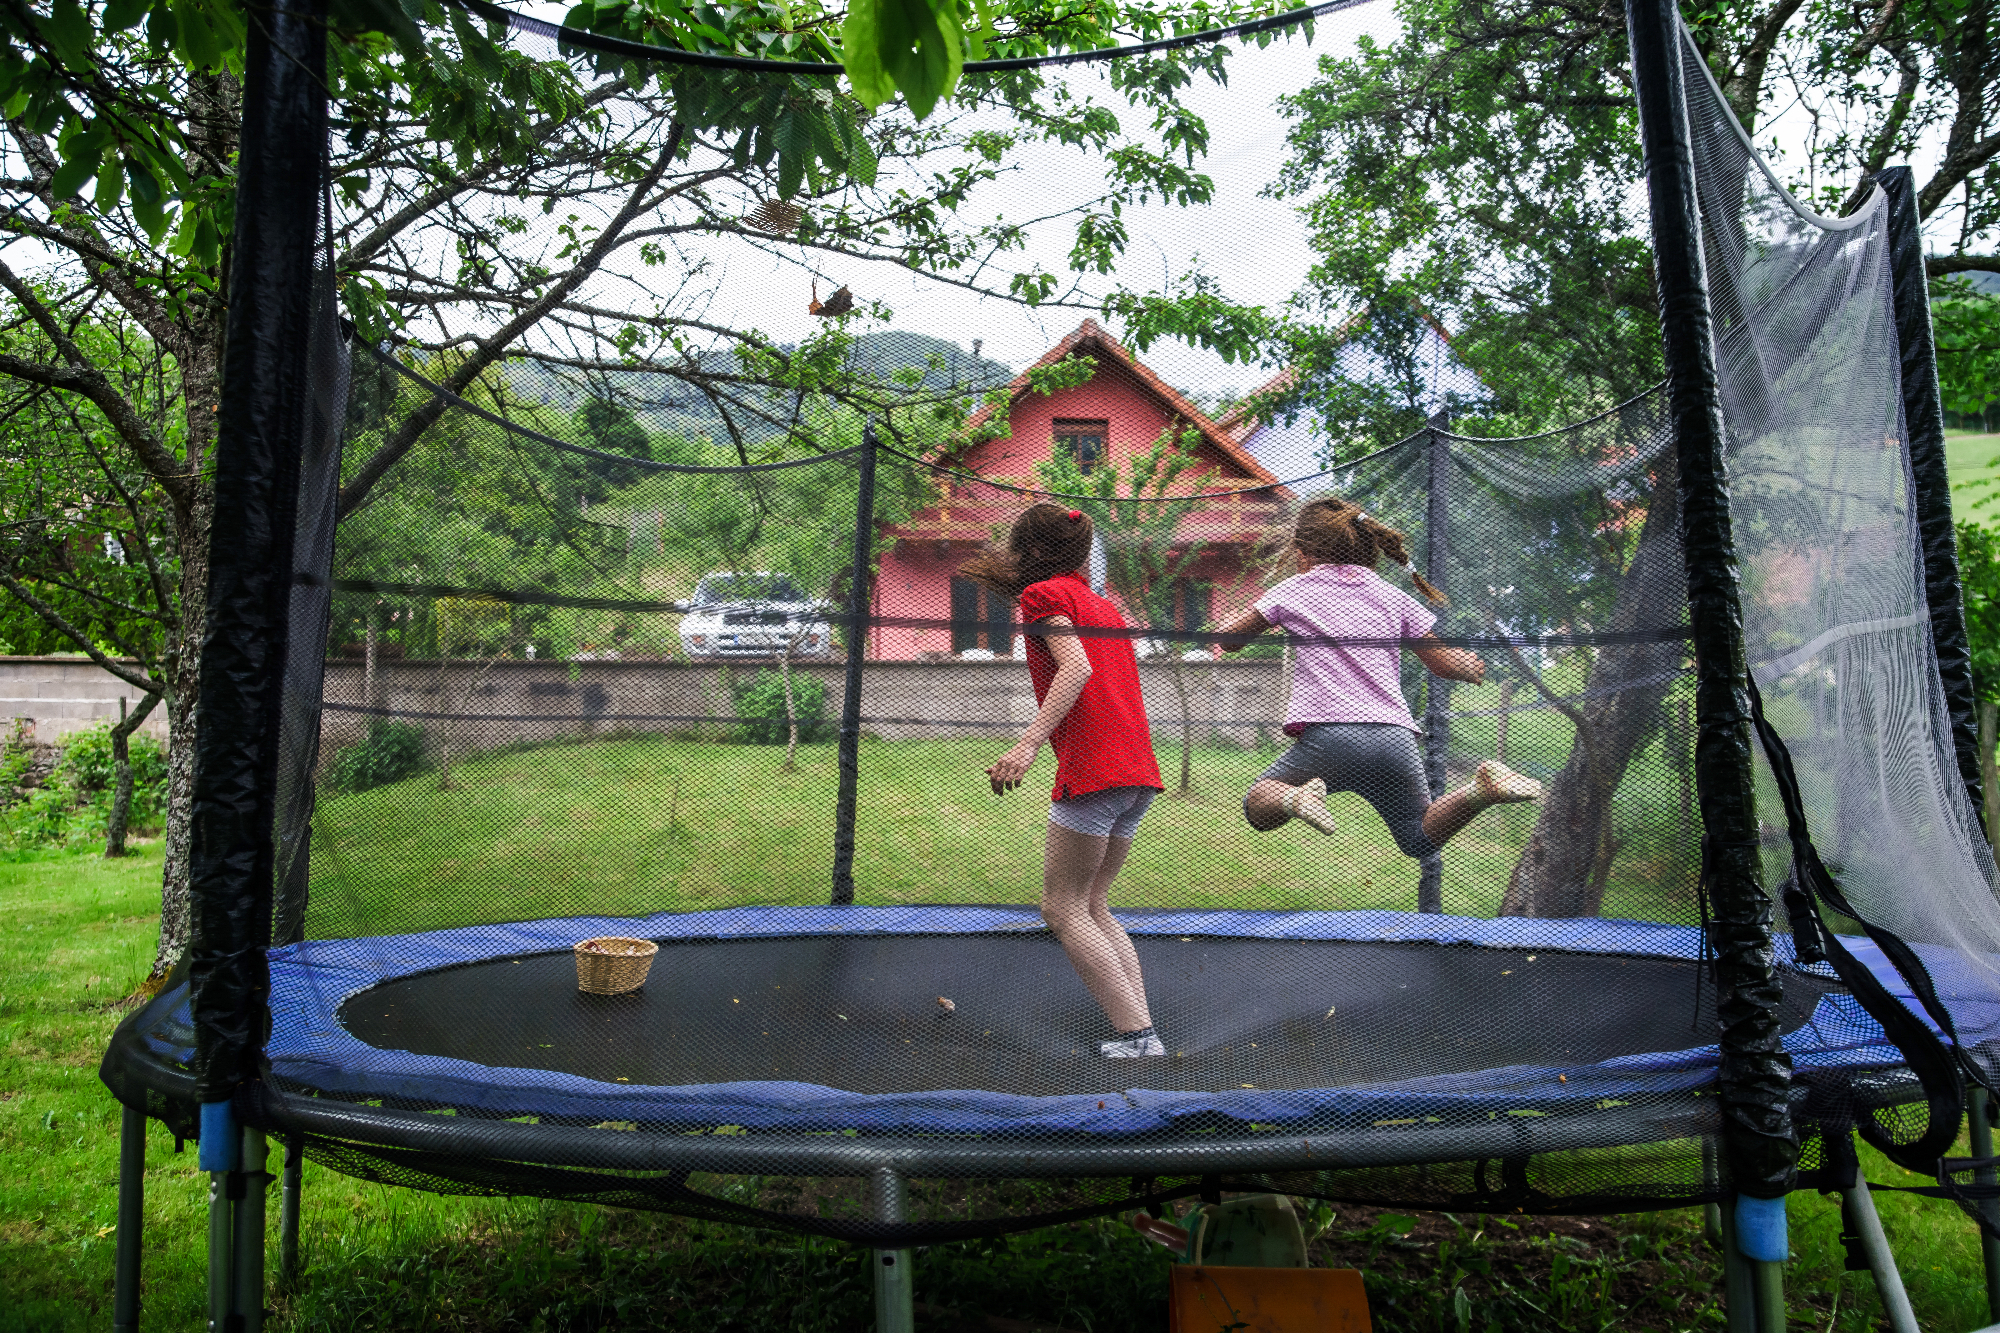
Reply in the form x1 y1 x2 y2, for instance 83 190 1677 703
1734 1193 1788 1262
198 1100 238 1172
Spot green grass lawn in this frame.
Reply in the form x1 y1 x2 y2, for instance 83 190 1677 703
5 794 1997 1327
305 703 1695 943
1947 428 2000 516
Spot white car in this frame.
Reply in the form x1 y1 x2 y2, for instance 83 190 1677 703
679 572 837 661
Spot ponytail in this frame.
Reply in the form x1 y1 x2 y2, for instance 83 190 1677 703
1290 498 1448 606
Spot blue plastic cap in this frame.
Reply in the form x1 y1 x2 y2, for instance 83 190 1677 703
1734 1193 1788 1262
197 1100 238 1172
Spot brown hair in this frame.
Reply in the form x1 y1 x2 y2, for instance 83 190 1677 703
1291 497 1447 605
958 503 1095 599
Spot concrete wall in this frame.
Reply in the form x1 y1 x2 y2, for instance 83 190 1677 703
0 652 1296 763
319 655 1293 760
0 657 172 744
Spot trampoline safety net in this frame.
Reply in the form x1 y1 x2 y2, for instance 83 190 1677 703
102 0 2000 1243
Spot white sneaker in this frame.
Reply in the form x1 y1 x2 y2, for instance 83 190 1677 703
1100 1033 1166 1058
1284 777 1338 835
1474 760 1542 805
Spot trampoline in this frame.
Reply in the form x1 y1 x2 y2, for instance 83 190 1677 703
112 906 1987 1178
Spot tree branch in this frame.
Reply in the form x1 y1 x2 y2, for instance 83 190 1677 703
0 566 159 695
0 261 194 512
336 127 687 518
1930 253 2000 276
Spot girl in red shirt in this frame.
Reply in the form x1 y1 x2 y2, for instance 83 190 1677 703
962 504 1166 1058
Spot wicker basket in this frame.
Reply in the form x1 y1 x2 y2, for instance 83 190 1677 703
573 937 659 995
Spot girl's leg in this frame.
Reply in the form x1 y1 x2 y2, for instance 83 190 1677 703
1420 760 1543 848
1041 822 1152 1031
1087 835 1146 1000
1246 733 1336 834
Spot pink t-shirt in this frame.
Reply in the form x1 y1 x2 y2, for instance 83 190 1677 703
1255 564 1436 733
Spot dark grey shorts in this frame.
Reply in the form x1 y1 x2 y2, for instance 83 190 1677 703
1252 722 1437 857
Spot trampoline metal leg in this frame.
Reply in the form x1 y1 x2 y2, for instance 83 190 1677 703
871 1167 914 1333
1842 1173 1918 1333
233 1128 269 1333
114 1104 144 1333
207 1169 233 1333
1717 1198 1756 1333
1972 1087 2000 1322
1749 1259 1784 1333
278 1137 302 1287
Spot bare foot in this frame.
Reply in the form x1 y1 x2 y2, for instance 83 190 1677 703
1283 777 1338 835
1474 760 1542 805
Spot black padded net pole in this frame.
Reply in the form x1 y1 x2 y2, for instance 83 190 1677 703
1418 409 1450 915
1626 0 1796 1200
1879 165 1984 824
188 0 329 1104
832 420 880 905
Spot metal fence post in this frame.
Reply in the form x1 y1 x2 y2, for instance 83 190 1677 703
832 421 879 904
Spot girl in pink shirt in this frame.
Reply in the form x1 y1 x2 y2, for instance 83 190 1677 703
1215 497 1540 855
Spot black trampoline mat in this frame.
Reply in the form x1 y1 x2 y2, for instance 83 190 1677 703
337 934 1839 1098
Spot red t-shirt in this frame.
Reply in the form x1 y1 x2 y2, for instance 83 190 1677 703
1018 572 1163 801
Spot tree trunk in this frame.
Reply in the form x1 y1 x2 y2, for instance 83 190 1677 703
147 69 236 979
105 693 162 857
1500 450 1684 918
1168 657 1193 794
779 639 799 773
1495 680 1517 761
436 657 455 791
364 617 379 711
151 482 213 979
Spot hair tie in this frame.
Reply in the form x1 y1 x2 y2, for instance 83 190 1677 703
1404 560 1418 574
1067 509 1083 521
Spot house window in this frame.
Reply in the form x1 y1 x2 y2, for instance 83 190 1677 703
1169 579 1211 632
1054 419 1108 475
951 577 1014 653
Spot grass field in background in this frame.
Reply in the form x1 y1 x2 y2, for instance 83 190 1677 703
3 847 1991 1330
1947 429 2000 515
305 700 1698 942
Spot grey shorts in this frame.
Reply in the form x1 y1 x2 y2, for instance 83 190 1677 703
1253 723 1438 858
1049 785 1158 840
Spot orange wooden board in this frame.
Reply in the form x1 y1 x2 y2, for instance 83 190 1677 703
1168 1266 1372 1333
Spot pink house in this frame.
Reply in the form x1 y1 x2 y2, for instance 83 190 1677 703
873 319 1289 660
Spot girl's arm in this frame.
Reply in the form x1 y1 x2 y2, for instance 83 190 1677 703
1410 634 1485 684
1213 606 1272 653
988 616 1092 794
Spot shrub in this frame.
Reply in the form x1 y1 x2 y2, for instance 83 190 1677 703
324 720 430 792
0 722 169 850
728 668 831 745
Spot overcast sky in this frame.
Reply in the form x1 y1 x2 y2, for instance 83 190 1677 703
502 0 1963 401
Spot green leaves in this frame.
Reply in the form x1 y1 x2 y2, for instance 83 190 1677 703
39 0 94 66
841 0 962 121
1935 279 2000 422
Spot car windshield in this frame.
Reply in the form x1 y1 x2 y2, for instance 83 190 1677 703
694 574 807 606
